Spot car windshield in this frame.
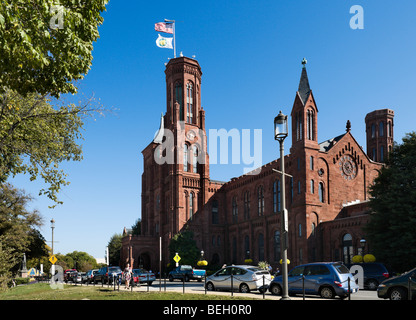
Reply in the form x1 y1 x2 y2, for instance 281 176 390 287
181 266 192 271
334 263 350 274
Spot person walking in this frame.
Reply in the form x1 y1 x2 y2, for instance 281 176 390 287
124 263 132 289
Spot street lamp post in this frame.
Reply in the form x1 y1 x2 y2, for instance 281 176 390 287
360 238 366 262
50 219 55 276
274 111 290 300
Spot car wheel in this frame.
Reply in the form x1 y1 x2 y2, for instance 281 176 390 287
270 284 282 295
319 286 335 299
168 275 174 282
366 279 378 291
239 283 250 293
206 282 215 291
389 287 407 300
185 275 190 282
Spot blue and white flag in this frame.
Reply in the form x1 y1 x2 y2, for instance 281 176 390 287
156 34 173 49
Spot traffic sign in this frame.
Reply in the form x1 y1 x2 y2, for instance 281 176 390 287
173 254 181 263
49 255 57 264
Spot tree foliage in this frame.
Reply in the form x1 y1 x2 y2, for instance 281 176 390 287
366 132 416 272
0 183 43 289
107 233 122 266
168 230 201 268
0 0 109 97
0 89 104 205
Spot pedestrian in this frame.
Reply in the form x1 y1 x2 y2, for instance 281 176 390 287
124 263 132 289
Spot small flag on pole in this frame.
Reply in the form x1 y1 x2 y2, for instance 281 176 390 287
156 34 173 49
155 22 174 34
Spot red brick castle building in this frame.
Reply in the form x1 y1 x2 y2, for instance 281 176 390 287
121 56 394 272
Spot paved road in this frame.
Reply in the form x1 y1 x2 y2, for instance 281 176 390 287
70 279 381 300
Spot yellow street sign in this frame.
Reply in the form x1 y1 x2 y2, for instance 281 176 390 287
173 254 181 263
49 255 57 264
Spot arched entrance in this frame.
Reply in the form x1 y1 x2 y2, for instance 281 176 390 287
136 252 152 270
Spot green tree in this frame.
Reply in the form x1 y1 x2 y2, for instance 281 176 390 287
366 132 416 272
0 0 109 97
107 233 122 266
168 230 200 268
0 89 105 205
0 183 43 289
66 251 97 271
131 218 141 235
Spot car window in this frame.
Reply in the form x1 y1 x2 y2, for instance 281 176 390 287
181 266 192 271
334 263 350 274
217 268 231 276
289 266 304 276
232 268 247 276
304 265 330 276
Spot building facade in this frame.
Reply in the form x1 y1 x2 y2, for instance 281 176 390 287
120 56 394 272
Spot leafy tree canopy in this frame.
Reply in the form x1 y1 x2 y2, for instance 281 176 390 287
168 230 201 268
0 0 109 97
366 132 416 272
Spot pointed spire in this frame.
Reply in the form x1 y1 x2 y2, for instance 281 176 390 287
153 113 164 144
298 57 311 105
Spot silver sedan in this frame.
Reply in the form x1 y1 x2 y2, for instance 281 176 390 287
206 265 271 293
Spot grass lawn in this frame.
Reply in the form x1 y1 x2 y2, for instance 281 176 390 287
0 283 254 300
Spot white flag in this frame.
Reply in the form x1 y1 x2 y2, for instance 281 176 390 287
156 34 173 49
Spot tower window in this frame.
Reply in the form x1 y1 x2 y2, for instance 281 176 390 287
212 200 219 224
310 180 314 194
192 145 198 173
189 192 194 220
380 146 384 162
186 82 193 123
183 144 189 172
307 109 315 140
175 82 183 121
371 124 376 138
379 121 384 137
232 196 238 223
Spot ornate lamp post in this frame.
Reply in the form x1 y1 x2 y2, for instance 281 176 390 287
274 111 290 300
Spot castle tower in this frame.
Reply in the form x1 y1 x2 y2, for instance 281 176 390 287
290 58 319 153
365 109 394 162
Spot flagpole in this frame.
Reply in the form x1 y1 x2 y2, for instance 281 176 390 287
165 19 176 58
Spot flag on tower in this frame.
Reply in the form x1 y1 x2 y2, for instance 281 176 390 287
155 22 174 34
155 34 173 49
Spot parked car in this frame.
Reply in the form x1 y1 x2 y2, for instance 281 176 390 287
73 272 84 283
205 265 271 293
93 266 123 284
64 269 77 283
131 268 156 285
85 269 99 284
168 265 206 282
377 266 416 300
269 262 359 299
346 262 390 290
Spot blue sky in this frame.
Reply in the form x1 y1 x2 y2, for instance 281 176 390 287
10 0 416 260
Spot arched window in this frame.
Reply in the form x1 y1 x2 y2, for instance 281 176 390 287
298 223 302 237
379 121 384 137
258 233 264 261
311 222 316 236
307 109 314 140
175 82 183 121
189 192 194 220
273 180 277 213
232 196 238 223
183 144 189 172
274 231 281 262
257 185 264 216
342 234 353 264
319 182 324 203
211 200 219 224
186 82 193 123
192 145 198 173
244 191 250 219
244 235 250 259
310 180 314 194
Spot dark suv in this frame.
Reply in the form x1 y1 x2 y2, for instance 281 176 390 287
346 262 390 290
93 266 123 284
